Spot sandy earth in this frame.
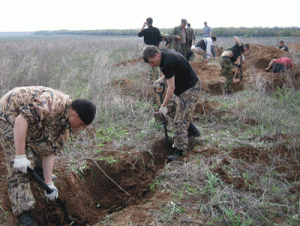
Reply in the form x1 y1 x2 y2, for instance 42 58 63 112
1 43 300 225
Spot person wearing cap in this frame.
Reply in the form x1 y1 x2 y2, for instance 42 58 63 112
219 36 250 95
170 19 188 58
0 86 96 226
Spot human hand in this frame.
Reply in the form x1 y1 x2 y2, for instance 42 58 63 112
13 155 31 173
153 77 165 91
153 82 164 92
45 182 58 200
159 105 168 116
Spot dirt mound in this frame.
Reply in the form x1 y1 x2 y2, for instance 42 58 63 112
243 45 289 71
288 42 300 56
112 43 300 95
2 43 300 225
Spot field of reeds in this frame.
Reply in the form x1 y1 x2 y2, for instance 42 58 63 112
1 35 300 225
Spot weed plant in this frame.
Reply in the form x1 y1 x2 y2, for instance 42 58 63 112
1 36 300 225
0 36 158 169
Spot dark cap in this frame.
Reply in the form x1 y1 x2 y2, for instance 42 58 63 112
71 99 96 125
181 19 187 24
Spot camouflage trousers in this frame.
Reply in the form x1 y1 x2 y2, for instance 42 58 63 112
149 65 160 82
0 119 41 216
219 56 233 93
176 44 187 59
167 80 201 151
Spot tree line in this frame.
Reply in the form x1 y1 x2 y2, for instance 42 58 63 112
33 27 300 37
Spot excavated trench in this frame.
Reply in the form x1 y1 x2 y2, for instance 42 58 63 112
29 138 173 225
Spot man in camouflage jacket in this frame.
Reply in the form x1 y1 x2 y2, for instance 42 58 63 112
0 86 96 226
171 19 188 58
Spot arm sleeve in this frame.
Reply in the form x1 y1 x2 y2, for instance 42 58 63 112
138 30 145 37
205 38 212 58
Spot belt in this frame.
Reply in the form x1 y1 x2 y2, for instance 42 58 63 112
221 56 231 59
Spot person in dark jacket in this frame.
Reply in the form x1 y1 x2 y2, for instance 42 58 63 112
138 17 162 47
138 17 162 81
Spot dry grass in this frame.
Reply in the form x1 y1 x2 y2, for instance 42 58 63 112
1 36 300 225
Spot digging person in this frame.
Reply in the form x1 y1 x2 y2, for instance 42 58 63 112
265 57 294 73
191 36 217 62
219 36 250 95
0 86 96 226
143 46 201 161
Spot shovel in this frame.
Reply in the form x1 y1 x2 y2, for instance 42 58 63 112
154 83 171 155
27 167 85 226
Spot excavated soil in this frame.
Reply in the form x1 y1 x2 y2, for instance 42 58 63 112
1 43 300 225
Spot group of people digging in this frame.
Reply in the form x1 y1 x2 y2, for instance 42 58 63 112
139 17 295 169
0 17 295 226
139 18 252 161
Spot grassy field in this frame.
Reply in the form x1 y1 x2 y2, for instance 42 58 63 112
1 35 300 225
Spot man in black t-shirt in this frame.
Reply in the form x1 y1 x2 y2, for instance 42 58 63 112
278 40 289 52
143 46 201 161
219 36 250 95
138 17 162 47
138 17 162 81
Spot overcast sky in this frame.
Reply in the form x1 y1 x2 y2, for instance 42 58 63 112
1 0 298 32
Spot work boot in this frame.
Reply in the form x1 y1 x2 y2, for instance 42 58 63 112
188 122 201 137
17 211 36 226
167 149 183 162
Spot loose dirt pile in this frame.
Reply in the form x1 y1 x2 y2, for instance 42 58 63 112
1 43 300 225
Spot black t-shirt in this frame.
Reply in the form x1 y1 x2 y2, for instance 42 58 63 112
279 45 289 52
227 43 244 63
159 49 199 96
138 26 162 47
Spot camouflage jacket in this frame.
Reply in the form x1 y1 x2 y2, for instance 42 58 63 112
186 28 195 41
0 86 72 156
171 26 187 50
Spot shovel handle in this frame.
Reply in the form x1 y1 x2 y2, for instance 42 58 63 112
154 83 171 154
154 83 165 96
27 167 53 194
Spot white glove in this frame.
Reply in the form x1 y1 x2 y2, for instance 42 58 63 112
13 155 31 173
45 182 58 201
153 77 165 89
159 105 168 116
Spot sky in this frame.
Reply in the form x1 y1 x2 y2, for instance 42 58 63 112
1 0 298 32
